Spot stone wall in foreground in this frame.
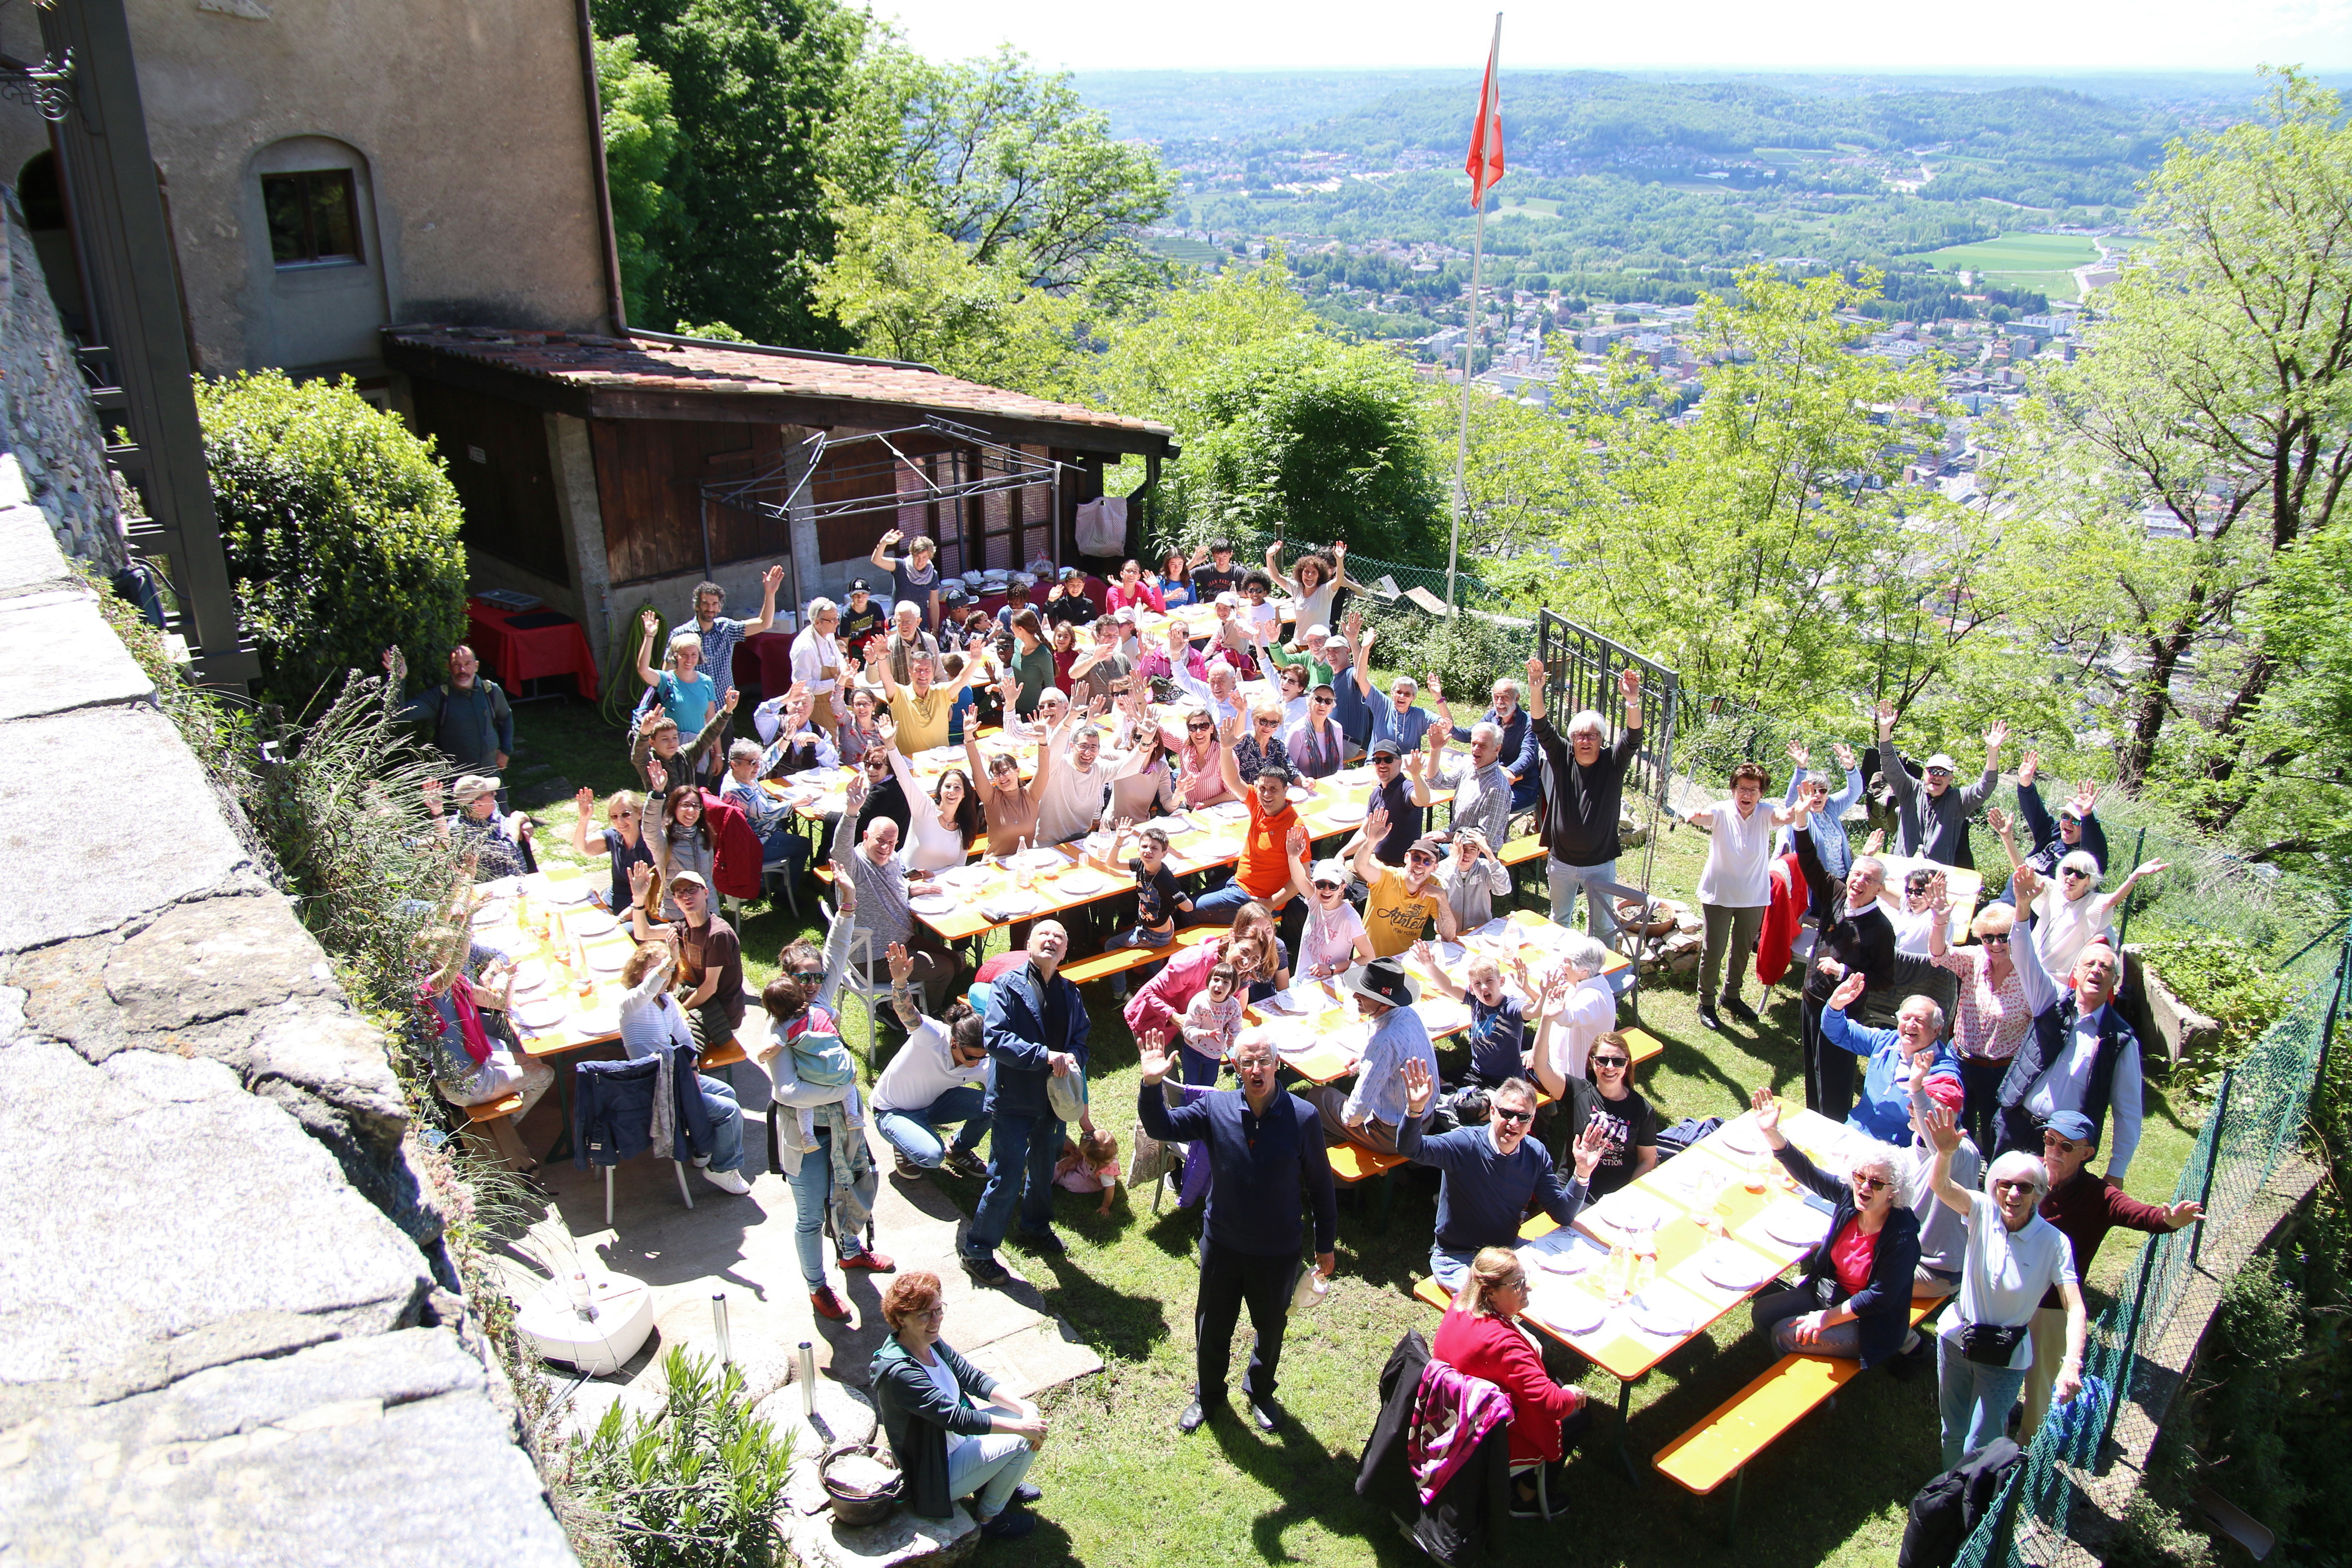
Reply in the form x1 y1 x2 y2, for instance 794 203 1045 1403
0 189 126 569
0 459 574 1556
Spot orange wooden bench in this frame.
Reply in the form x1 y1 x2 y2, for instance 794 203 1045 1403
462 1091 531 1167
1058 925 1229 989
1652 1296 1948 1542
1327 1141 1410 1231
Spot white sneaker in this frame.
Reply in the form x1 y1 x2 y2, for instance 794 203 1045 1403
703 1166 753 1195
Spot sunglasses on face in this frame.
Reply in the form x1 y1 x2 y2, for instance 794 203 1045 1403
1313 880 1344 892
1313 695 1335 706
1187 721 1212 732
1407 852 1436 865
1372 756 1398 767
1992 1178 2039 1194
2060 868 2092 881
1256 718 1278 728
1494 1107 1535 1125
1926 767 1954 778
793 968 824 983
1591 1055 1629 1069
1981 933 2010 945
1853 1174 1892 1193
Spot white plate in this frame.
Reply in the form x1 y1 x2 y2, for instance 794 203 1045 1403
1629 1293 1697 1339
1012 848 1068 870
572 1006 620 1038
980 893 1041 919
508 960 550 995
1762 1203 1832 1246
470 903 513 928
1718 1122 1767 1155
546 880 595 906
513 997 570 1030
1529 1289 1606 1338
569 909 619 937
1698 1243 1778 1293
585 945 630 973
1334 769 1373 787
936 863 993 888
1287 785 1311 803
1525 1236 1598 1276
469 926 524 956
1206 800 1250 820
1056 870 1116 896
1596 1194 1672 1235
1321 803 1367 826
911 894 958 915
1146 816 1196 835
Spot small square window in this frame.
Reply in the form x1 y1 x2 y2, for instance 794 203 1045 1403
262 169 361 266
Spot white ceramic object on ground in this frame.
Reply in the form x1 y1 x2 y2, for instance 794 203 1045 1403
516 1271 656 1375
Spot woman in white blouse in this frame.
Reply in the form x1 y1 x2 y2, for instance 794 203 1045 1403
1683 763 1803 1034
884 738 983 873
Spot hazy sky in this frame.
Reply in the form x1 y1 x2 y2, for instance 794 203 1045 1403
863 0 2352 73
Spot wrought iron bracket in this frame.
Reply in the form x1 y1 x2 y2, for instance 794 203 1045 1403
0 47 74 122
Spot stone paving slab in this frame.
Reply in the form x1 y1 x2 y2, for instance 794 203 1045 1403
0 582 152 720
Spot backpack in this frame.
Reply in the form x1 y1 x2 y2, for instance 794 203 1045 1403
1898 1437 2022 1568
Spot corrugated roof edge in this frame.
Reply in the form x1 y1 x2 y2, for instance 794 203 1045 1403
626 326 939 375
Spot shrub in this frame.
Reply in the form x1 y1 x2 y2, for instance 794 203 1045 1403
197 370 468 710
2133 934 2294 1067
565 1348 796 1567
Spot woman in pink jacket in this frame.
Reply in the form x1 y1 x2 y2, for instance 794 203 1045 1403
1121 904 1289 1085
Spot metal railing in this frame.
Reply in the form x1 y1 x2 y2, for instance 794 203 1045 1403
1951 941 2349 1568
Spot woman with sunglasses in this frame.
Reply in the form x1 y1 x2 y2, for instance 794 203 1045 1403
1926 885 2032 1154
1296 858 1372 978
1921 1105 2086 1468
570 786 655 915
1282 683 1347 781
1561 1031 1658 1198
1170 708 1236 808
1994 808 2166 978
1745 1085 1922 1368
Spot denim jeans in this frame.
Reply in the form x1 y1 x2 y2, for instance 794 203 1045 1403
963 1110 1063 1258
1752 1284 1866 1359
946 1431 1037 1521
787 1127 876 1287
874 1087 989 1168
1937 1332 2031 1470
1547 855 1620 940
1191 879 1267 925
695 1075 747 1173
1429 1243 1480 1293
757 817 809 875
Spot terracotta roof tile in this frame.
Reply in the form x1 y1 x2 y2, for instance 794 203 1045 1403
383 326 1171 442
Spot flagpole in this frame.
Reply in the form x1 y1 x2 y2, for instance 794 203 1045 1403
1447 11 1500 613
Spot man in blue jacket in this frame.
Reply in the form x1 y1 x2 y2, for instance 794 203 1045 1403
1139 1029 1336 1435
962 922 1089 1287
1820 970 1962 1146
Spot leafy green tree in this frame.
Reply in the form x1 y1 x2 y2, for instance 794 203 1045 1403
591 0 871 348
2001 69 2352 863
594 34 685 327
1505 265 1975 718
196 372 468 710
834 44 1176 292
1169 333 1442 561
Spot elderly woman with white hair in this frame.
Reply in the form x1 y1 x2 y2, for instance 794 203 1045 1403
1992 806 2166 975
1746 1087 1923 1367
1528 933 1618 1096
1923 1104 2087 1467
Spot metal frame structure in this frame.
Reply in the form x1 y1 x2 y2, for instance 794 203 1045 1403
37 0 256 684
699 416 1072 598
1534 609 1682 946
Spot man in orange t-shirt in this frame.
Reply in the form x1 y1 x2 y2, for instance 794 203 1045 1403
1194 712 1309 930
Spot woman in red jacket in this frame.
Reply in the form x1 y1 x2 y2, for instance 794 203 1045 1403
1432 1246 1589 1519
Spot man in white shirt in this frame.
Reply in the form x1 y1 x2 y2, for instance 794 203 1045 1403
789 597 845 734
870 943 992 1181
1168 657 1246 734
1997 868 2144 1178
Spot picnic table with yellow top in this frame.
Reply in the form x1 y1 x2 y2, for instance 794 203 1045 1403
897 773 1456 943
1238 911 1634 1086
1493 1096 1867 1479
458 867 644 1057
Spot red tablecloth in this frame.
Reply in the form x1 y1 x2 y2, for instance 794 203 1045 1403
465 597 600 700
737 631 796 697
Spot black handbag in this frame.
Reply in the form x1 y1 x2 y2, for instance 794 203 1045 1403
1960 1321 2028 1366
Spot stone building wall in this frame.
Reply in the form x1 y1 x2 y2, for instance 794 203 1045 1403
0 189 126 568
0 331 574 1564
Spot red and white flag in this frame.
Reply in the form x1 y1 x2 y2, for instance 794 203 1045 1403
1465 20 1504 209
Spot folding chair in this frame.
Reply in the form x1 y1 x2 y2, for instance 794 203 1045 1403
573 1055 697 1228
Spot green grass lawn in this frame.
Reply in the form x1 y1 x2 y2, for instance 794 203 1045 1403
1921 230 2098 303
508 698 2200 1567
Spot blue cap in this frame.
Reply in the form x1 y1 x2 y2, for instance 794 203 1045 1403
2041 1111 2097 1145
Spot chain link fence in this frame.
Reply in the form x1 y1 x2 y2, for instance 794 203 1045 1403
1952 942 2349 1568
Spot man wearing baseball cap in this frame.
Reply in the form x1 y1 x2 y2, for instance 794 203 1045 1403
1297 958 1439 1155
1873 700 2008 870
839 579 884 653
2020 1110 2200 1437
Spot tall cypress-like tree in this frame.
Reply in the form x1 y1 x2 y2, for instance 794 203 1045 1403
591 0 870 348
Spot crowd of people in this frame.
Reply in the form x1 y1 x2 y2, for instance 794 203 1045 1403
393 535 2190 1537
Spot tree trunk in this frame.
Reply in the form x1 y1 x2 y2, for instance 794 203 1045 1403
2116 630 2192 790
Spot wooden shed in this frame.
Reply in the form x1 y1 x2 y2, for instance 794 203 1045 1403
380 325 1176 673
